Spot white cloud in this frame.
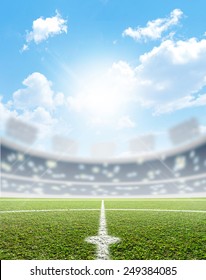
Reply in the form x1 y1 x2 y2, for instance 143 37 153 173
0 97 18 131
140 37 206 65
0 75 70 149
23 11 67 50
13 72 60 110
123 9 183 41
20 106 56 126
0 97 53 142
117 116 136 130
110 60 135 81
200 125 206 134
19 106 58 143
134 38 206 113
54 92 65 106
154 94 206 115
1 73 69 145
21 44 29 52
67 36 206 118
96 36 206 115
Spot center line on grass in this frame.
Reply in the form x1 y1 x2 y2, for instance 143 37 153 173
85 200 120 260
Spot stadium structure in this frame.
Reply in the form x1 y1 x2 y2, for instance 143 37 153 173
1 134 206 197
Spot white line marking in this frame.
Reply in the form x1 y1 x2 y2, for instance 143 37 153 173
0 208 206 214
106 209 206 213
86 200 120 260
0 209 99 213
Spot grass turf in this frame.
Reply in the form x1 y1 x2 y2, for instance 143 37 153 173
0 198 206 260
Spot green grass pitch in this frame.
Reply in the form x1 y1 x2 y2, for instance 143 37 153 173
0 198 206 260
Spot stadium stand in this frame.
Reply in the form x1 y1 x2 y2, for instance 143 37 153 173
169 118 200 146
129 134 155 153
1 135 206 197
52 135 78 156
91 141 116 158
5 117 38 145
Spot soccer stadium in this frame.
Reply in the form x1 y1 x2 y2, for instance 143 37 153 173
1 131 206 197
1 117 206 260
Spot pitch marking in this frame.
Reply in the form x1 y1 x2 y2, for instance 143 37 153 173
106 209 206 213
85 200 120 260
0 209 99 213
0 208 206 214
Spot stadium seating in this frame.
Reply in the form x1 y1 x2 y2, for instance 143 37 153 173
1 136 206 196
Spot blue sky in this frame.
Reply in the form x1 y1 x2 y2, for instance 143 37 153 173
1 0 206 156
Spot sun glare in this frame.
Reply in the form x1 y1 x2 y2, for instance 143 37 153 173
84 84 124 117
70 66 130 119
